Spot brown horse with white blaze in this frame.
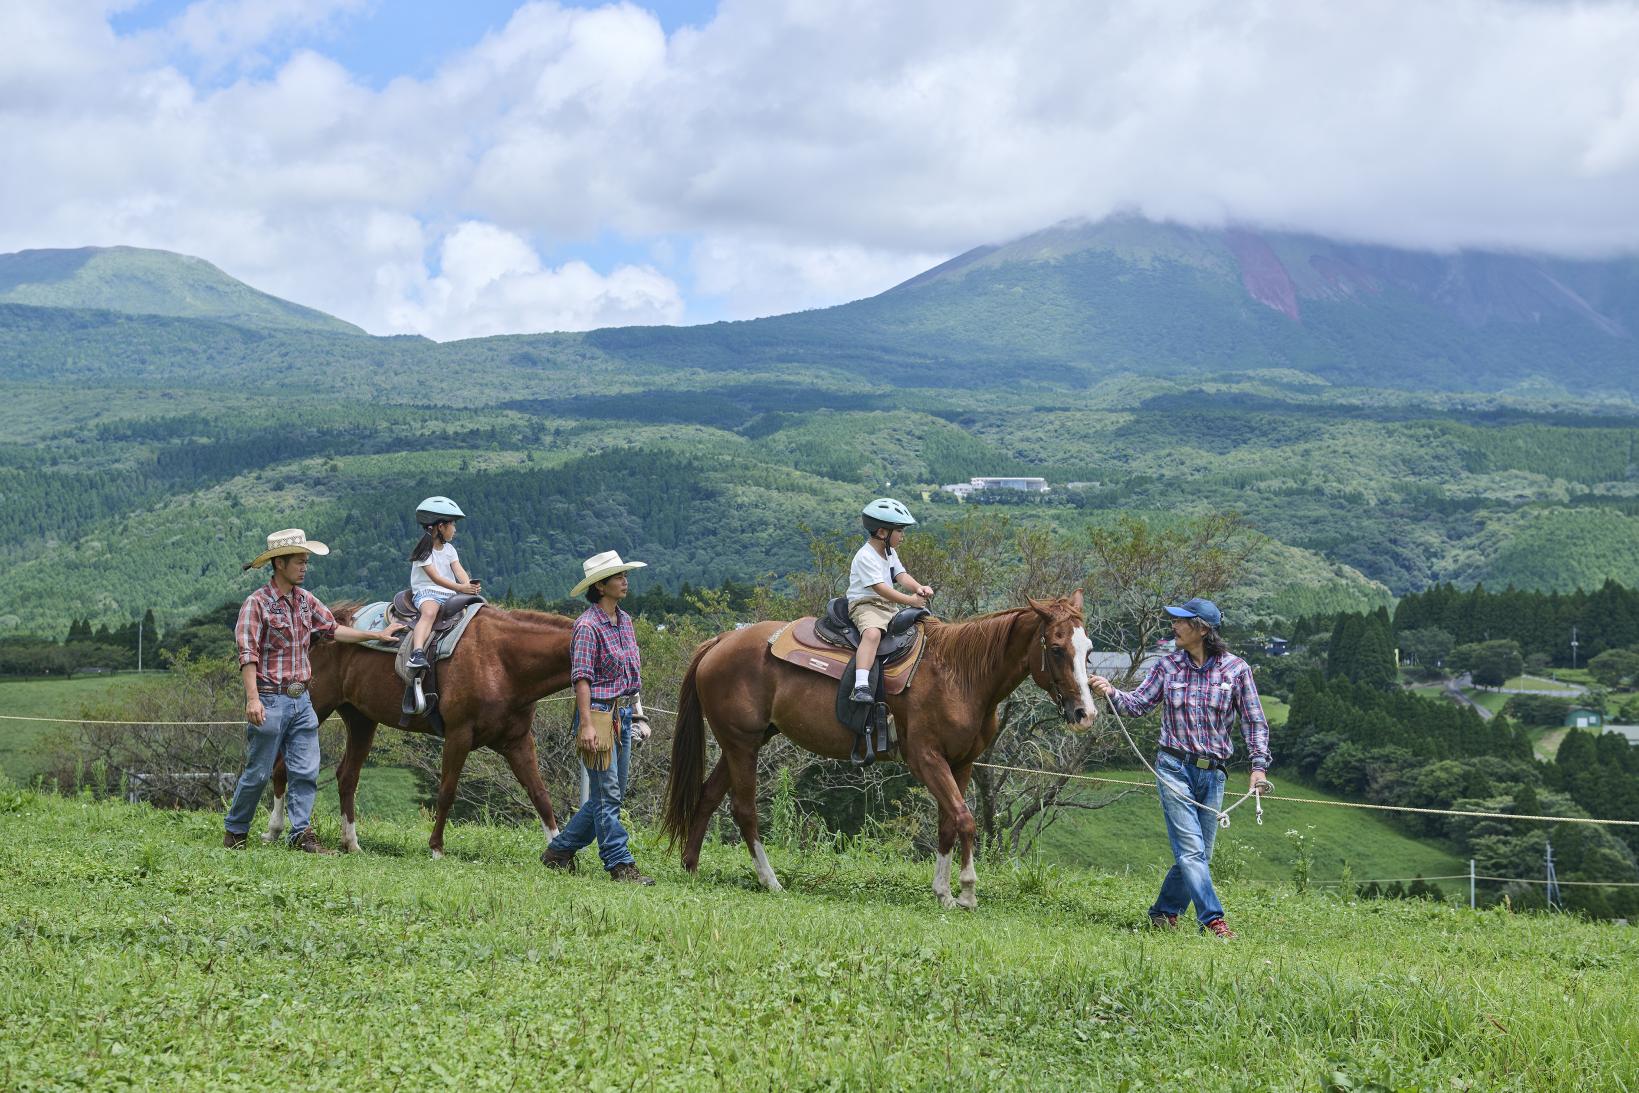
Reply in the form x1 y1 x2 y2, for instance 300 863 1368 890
266 604 575 857
663 591 1096 908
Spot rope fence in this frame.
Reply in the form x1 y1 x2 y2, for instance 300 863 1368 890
10 704 1639 890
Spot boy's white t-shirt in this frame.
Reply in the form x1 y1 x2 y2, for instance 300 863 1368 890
411 543 460 592
847 543 903 603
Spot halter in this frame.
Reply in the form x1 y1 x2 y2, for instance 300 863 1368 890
1035 617 1075 718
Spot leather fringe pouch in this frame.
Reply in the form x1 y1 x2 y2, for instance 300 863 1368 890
579 708 616 771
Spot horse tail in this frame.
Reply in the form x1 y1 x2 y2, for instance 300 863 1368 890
662 635 721 847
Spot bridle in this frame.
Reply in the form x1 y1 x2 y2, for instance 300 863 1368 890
1034 616 1079 722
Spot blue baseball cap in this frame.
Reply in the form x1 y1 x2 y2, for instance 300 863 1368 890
1164 598 1223 629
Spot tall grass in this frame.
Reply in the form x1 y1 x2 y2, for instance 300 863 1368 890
1 786 1634 1090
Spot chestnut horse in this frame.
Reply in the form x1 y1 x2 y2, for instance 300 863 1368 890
266 604 575 857
663 591 1096 908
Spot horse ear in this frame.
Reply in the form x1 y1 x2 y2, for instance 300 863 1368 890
1028 596 1052 618
1070 588 1084 612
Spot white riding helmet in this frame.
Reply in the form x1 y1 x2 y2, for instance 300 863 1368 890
415 496 466 526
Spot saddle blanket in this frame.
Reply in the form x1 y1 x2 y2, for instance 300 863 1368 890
766 617 926 696
355 600 484 659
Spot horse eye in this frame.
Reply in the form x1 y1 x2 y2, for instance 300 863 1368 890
1051 645 1066 658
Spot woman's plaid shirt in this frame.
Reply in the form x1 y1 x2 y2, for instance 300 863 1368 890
235 582 337 691
570 605 642 700
1108 650 1272 771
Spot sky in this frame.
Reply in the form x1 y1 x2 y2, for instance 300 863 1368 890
3 0 1639 340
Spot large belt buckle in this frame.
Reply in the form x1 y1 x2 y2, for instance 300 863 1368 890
612 694 636 711
283 681 307 699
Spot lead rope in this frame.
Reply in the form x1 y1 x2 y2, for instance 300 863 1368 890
1101 694 1262 828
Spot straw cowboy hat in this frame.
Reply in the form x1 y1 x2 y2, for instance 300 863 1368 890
243 528 330 571
571 550 647 597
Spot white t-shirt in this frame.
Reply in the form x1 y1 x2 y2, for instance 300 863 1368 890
411 543 460 592
848 543 903 603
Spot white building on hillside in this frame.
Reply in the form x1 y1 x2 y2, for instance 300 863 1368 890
941 475 1050 497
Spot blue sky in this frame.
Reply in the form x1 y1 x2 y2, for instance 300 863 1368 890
110 1 721 88
5 1 1637 340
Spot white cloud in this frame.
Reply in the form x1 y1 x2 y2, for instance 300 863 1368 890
2 0 1639 337
162 0 371 73
389 221 684 338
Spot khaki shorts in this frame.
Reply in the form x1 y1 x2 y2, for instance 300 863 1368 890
848 597 898 632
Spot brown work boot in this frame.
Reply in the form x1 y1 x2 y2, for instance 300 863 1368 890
290 828 335 855
540 846 577 873
222 831 248 850
608 862 654 886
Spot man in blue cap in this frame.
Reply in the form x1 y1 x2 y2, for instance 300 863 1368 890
1090 597 1271 939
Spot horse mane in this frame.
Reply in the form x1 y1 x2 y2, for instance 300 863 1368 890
923 607 1030 695
497 607 576 632
330 599 363 626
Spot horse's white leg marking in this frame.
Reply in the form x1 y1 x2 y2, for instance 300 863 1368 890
934 850 957 908
340 815 359 853
541 817 560 846
262 793 286 843
957 854 978 910
750 840 784 893
429 848 444 860
1071 626 1098 722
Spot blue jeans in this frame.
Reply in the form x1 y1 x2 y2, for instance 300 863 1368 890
549 705 633 870
224 692 320 843
412 587 453 610
1151 752 1227 926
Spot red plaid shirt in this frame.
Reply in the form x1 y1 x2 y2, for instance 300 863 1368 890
570 606 642 700
235 582 337 691
1109 650 1272 771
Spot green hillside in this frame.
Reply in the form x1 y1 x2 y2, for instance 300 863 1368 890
1035 770 1464 887
0 247 362 334
2 787 1634 1089
5 218 1639 634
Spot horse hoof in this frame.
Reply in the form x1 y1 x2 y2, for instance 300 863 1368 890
429 848 444 860
956 894 978 911
938 893 959 910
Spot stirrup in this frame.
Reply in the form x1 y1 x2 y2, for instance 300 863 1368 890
850 734 876 767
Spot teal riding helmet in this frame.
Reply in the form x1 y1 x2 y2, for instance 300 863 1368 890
862 497 915 536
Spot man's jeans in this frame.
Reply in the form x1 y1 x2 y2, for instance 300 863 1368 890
549 705 634 871
1150 752 1227 926
224 692 321 842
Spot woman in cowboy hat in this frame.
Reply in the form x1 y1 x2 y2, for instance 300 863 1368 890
225 529 403 853
540 551 655 884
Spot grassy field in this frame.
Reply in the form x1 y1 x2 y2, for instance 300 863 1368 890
1461 688 1509 714
1 785 1634 1090
1527 727 1570 761
1034 769 1466 888
0 673 158 781
1501 674 1582 692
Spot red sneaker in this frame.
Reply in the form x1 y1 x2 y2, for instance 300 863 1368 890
1203 918 1237 940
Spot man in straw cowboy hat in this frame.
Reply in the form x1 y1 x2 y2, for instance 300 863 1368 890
540 550 655 884
224 528 403 853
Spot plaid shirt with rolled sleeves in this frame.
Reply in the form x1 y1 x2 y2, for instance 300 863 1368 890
235 582 337 691
1109 651 1272 771
570 606 642 701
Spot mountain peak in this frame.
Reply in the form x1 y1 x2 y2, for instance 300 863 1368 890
0 245 362 334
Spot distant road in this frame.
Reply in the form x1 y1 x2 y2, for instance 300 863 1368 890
1444 673 1495 721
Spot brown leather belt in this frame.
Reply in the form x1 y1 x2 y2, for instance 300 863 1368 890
259 681 308 698
1159 745 1225 771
